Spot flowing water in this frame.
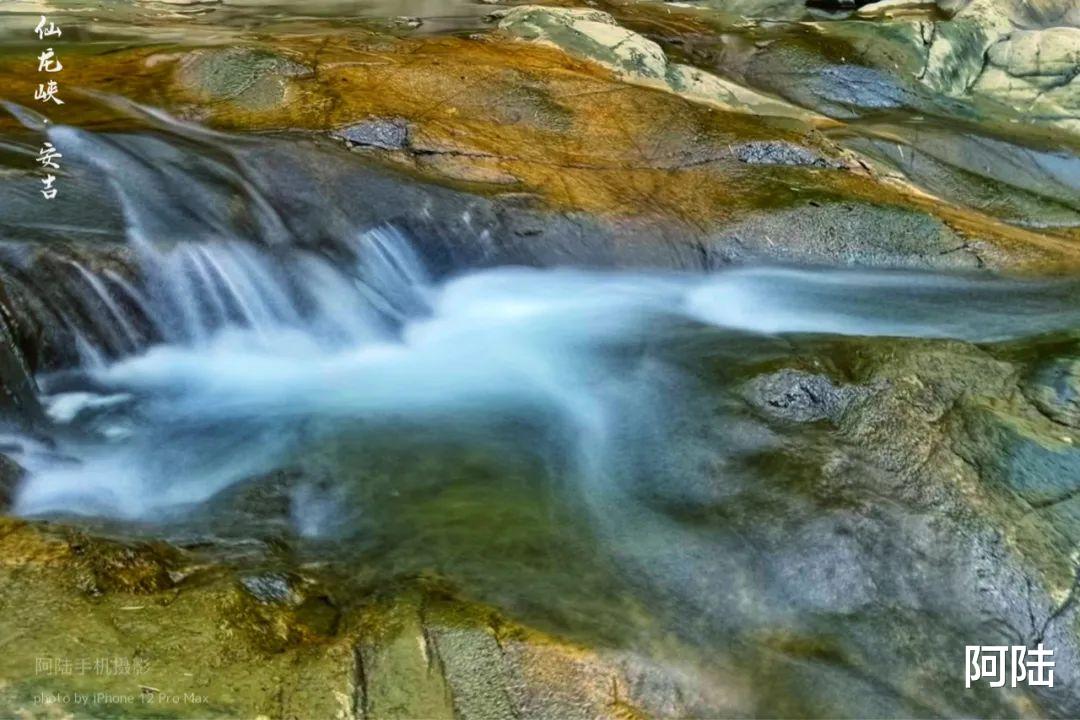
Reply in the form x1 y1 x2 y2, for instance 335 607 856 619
1 0 1079 712
0 104 1079 686
0 3 1077 695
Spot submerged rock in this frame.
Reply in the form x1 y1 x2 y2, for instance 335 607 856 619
177 47 312 110
0 533 727 720
356 589 736 720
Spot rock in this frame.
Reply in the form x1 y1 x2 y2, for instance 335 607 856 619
415 154 522 185
725 0 1080 135
732 140 842 168
805 0 877 10
0 454 25 512
332 117 411 150
355 589 738 719
970 416 1080 511
3 26 1076 273
815 64 910 109
230 572 342 652
744 369 872 423
356 592 457 720
707 201 985 270
68 535 183 595
177 47 311 110
916 0 1079 134
986 27 1080 78
1026 358 1080 428
0 273 45 428
493 6 817 121
841 128 1080 228
240 572 305 605
974 27 1080 134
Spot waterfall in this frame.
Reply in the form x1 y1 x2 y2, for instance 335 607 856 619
3 111 1080 527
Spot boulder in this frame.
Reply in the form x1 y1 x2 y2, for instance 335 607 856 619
493 6 817 120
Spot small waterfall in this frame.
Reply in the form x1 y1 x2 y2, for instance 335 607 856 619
65 261 144 354
2 109 1080 526
0 224 430 372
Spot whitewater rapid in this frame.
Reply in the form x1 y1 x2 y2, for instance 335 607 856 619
8 223 1080 523
4 107 1079 525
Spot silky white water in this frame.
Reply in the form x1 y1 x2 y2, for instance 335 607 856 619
6 109 1079 526
10 223 1080 523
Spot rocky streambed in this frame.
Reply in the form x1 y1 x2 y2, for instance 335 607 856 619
0 0 1079 718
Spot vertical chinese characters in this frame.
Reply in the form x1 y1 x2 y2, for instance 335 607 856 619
33 15 64 199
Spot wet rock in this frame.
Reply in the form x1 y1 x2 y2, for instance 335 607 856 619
815 64 911 109
416 153 522 185
0 275 45 427
987 27 1080 79
333 117 411 150
732 140 842 168
742 37 940 120
0 454 25 512
68 535 183 595
854 0 939 17
357 592 457 720
744 369 872 423
177 47 311 110
707 201 984 269
355 590 739 720
1026 358 1080 428
4 28 1075 273
721 0 1079 135
494 6 816 120
241 572 305 605
842 129 1080 228
974 418 1080 512
808 340 1080 715
229 573 341 652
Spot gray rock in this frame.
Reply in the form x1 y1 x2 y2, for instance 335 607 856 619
1027 358 1080 428
732 141 841 168
332 118 411 150
494 5 815 120
0 454 24 512
707 201 985 270
816 64 911 110
240 572 304 605
744 369 871 423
